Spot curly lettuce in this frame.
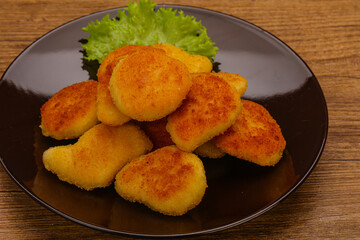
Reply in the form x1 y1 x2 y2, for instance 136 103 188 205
81 0 218 63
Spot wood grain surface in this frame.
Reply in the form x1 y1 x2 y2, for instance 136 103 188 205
1 0 359 239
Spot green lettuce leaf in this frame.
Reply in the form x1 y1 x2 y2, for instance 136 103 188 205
81 0 218 63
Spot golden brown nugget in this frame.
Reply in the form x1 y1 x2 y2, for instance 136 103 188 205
97 82 131 126
153 43 213 73
114 146 207 216
40 80 98 140
140 118 223 158
139 116 225 158
139 117 224 159
166 73 242 152
109 49 192 121
42 123 153 191
213 100 286 166
97 45 160 81
96 45 161 126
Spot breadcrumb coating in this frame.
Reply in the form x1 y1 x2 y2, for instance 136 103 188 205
96 45 160 126
109 49 192 121
43 123 153 190
115 146 207 216
213 100 286 166
167 73 242 152
40 80 98 140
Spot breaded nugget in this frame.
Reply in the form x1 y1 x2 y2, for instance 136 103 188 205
42 123 153 190
114 146 207 216
40 80 98 140
194 141 225 159
213 100 286 166
96 45 160 126
153 43 213 73
166 73 242 152
109 49 192 121
97 45 160 81
211 72 247 97
140 117 174 150
140 117 225 158
97 82 131 126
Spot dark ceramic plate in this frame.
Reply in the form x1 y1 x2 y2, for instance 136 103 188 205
0 5 328 237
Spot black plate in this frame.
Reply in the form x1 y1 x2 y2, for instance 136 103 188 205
0 5 328 237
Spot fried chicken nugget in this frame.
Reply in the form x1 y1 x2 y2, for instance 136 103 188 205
191 71 248 159
153 43 213 73
166 73 242 152
42 123 153 190
96 45 162 126
40 80 98 140
213 100 286 166
140 117 224 159
114 146 207 216
109 49 192 121
97 82 131 126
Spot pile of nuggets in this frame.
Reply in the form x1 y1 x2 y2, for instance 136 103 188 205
40 43 286 216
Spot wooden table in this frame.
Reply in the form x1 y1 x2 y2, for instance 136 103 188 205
1 0 359 239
